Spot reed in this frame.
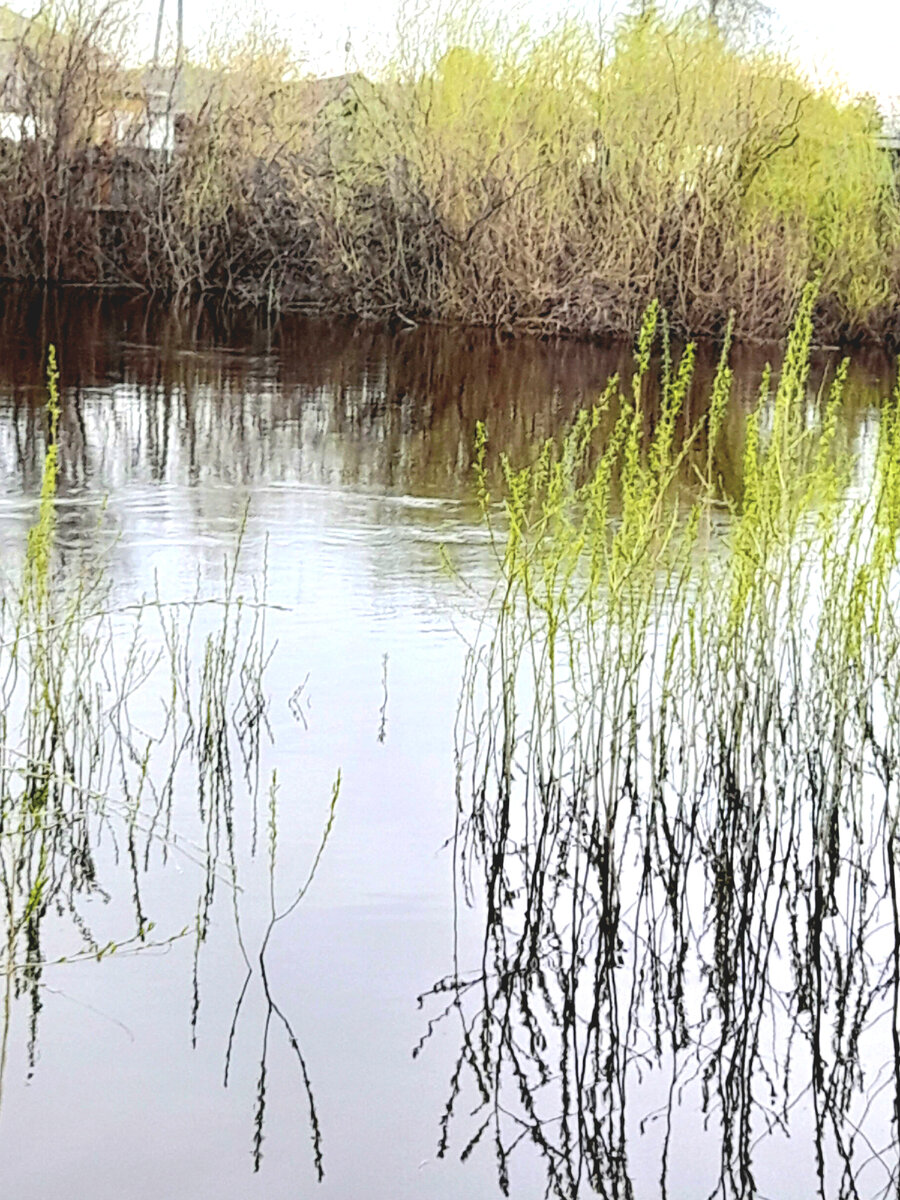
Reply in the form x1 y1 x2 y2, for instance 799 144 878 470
424 286 900 1195
0 345 338 1172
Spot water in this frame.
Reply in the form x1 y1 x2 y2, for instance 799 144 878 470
0 289 896 1199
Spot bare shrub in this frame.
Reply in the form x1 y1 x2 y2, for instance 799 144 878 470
0 0 896 342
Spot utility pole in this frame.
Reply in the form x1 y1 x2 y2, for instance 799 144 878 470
152 0 183 69
150 0 182 159
153 0 164 67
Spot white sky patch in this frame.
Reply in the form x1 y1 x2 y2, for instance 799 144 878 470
204 0 900 114
11 0 900 113
776 0 899 111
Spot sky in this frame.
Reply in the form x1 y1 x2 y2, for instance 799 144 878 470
22 0 900 112
188 0 898 108
774 0 899 110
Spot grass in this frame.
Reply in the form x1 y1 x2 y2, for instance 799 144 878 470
424 284 900 1197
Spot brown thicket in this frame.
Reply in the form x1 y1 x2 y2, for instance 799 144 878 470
0 0 897 342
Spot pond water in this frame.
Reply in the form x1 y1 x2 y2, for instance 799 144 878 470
0 289 897 1200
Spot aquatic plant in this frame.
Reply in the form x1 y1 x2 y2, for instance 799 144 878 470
423 286 900 1197
0 346 340 1174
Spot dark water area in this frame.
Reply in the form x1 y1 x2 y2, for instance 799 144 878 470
0 288 897 1200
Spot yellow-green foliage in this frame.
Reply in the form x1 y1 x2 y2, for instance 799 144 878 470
318 2 900 334
744 92 894 320
596 9 898 328
1 0 899 335
453 294 900 1194
321 8 602 318
25 345 61 609
459 301 900 1034
475 289 900 760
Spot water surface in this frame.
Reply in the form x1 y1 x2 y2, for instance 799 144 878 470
0 289 896 1200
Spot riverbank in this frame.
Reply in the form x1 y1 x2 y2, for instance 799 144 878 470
0 4 898 344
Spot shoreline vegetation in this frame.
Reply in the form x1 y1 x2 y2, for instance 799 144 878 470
0 1 899 344
426 287 900 1194
0 347 338 1169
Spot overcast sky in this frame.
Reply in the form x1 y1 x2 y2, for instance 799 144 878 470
63 0 900 110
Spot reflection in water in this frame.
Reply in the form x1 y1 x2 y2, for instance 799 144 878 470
425 793 900 1197
421 325 900 1199
0 286 890 508
0 425 336 1175
227 769 339 1176
0 289 897 1197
